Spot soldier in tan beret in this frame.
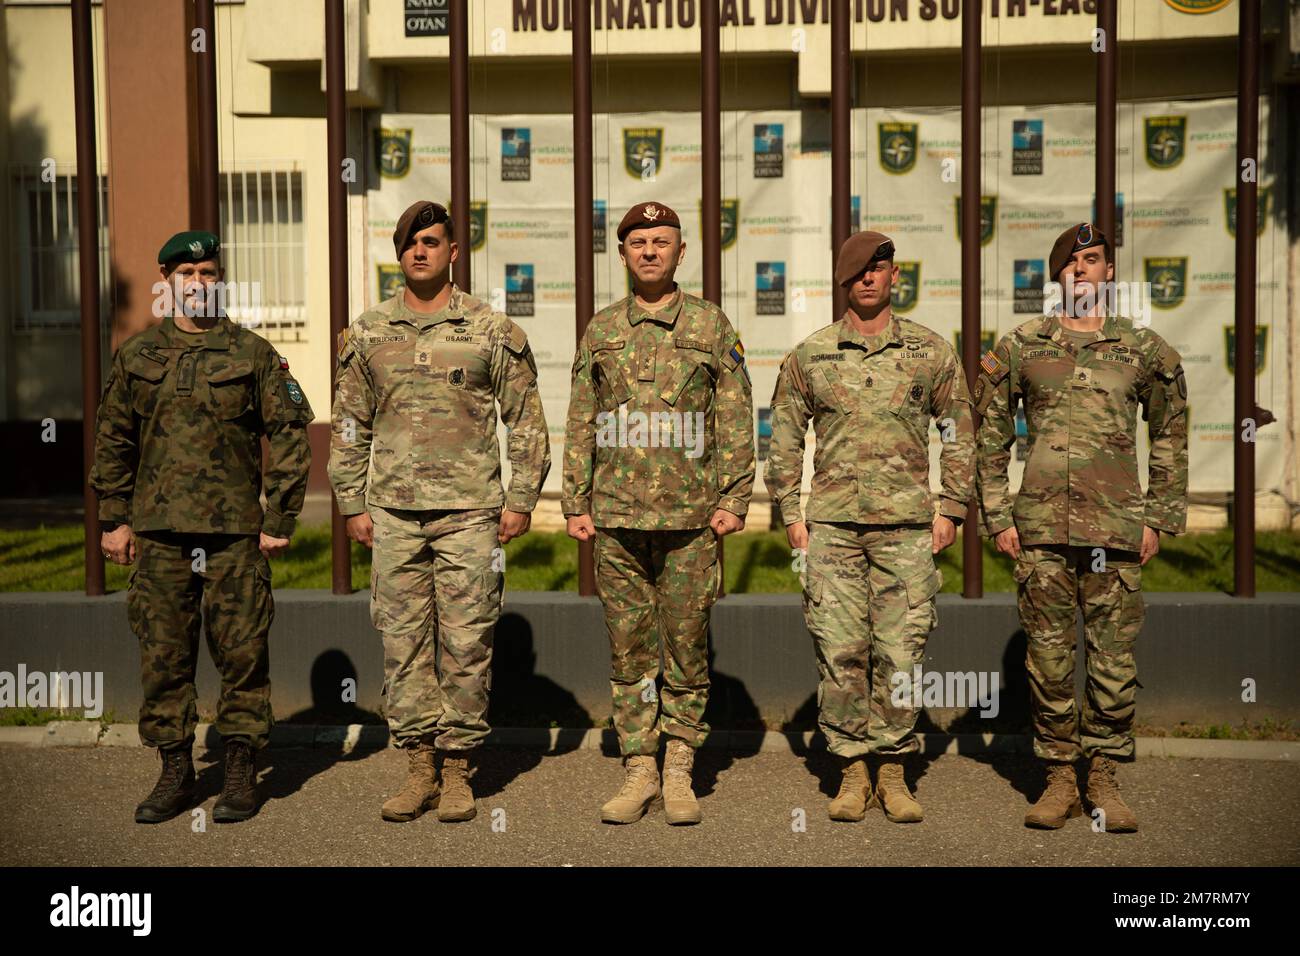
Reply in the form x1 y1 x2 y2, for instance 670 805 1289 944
767 230 974 824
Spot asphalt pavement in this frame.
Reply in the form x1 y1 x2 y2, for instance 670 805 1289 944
2 744 1297 867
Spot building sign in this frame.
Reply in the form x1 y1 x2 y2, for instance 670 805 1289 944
406 0 449 37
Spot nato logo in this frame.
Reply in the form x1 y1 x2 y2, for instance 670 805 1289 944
505 263 534 316
1012 119 1043 175
1013 259 1045 314
501 128 531 181
754 123 784 179
756 261 786 315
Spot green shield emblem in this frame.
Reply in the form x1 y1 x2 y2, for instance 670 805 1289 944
721 199 739 250
954 196 997 246
892 262 920 313
376 264 404 302
1145 257 1188 309
878 122 918 175
1144 115 1186 169
954 330 997 357
377 128 412 179
623 127 664 179
1225 324 1268 375
469 201 488 251
1225 186 1270 237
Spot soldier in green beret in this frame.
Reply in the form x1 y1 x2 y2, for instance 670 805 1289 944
91 229 313 824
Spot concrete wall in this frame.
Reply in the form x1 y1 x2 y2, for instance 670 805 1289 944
2 591 1296 733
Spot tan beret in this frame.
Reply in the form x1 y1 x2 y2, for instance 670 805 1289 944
834 231 895 287
617 201 681 241
1049 222 1112 280
393 200 451 256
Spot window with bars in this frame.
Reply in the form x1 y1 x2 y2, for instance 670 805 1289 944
218 167 307 341
9 167 111 332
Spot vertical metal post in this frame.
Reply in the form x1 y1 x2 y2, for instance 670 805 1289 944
326 0 351 594
1095 0 1117 243
700 1 725 593
960 0 983 598
1233 0 1260 598
573 0 596 596
73 0 104 596
450 0 471 293
195 0 220 233
830 0 851 321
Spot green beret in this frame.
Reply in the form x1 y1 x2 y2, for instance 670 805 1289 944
158 230 221 267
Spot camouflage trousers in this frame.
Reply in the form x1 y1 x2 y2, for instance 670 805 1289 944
370 506 503 751
596 526 720 756
127 532 274 751
803 522 941 758
1014 545 1143 763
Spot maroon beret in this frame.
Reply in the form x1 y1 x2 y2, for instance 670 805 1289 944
617 201 681 241
834 231 895 286
1049 222 1112 280
393 200 450 256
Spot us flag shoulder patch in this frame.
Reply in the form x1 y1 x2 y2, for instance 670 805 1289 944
980 350 1005 378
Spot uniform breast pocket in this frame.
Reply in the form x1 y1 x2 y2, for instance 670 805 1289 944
125 357 169 418
890 370 931 430
659 357 712 411
207 361 257 421
591 347 629 410
810 365 851 416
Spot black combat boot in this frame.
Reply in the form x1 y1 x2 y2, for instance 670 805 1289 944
135 747 196 824
213 739 259 823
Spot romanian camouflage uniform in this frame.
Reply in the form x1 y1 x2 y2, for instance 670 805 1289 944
329 285 549 751
562 287 755 756
767 313 974 756
90 315 313 751
975 313 1188 762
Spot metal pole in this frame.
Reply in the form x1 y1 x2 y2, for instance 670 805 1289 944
1233 0 1260 598
72 0 104 596
195 0 220 233
326 0 350 594
960 0 983 598
831 0 851 321
1095 0 1117 242
701 0 724 593
450 0 471 293
573 0 596 596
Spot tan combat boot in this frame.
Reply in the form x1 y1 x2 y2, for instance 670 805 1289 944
381 743 440 822
1085 755 1138 833
601 754 661 824
827 756 872 822
1024 761 1083 829
875 756 923 823
662 738 702 825
437 752 477 822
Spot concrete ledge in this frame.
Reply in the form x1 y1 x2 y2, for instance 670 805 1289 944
2 722 1295 761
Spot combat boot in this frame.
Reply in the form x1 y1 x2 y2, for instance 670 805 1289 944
134 747 196 824
662 738 702 825
1085 755 1139 833
381 742 441 822
875 756 923 823
600 754 661 824
436 752 477 822
1024 761 1083 829
213 739 259 823
827 756 872 822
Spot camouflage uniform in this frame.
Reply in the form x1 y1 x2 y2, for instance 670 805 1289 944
90 315 313 750
329 285 549 751
767 313 974 756
562 287 754 756
975 313 1188 761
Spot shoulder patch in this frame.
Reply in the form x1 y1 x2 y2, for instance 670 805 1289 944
337 327 352 361
979 350 1007 379
502 322 529 356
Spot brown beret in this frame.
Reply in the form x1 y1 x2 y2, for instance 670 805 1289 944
1049 222 1112 281
393 200 450 256
617 201 681 241
834 231 895 287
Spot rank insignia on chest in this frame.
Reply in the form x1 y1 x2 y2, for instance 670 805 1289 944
448 367 466 387
865 375 873 388
1071 368 1093 387
415 350 432 366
